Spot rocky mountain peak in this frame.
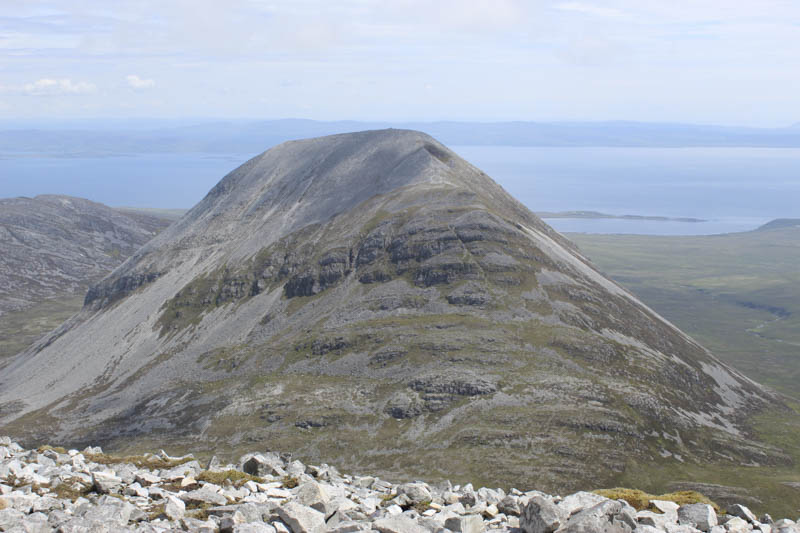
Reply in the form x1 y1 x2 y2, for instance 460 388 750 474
147 129 531 256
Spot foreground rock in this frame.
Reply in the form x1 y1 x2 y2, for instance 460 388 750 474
0 438 795 533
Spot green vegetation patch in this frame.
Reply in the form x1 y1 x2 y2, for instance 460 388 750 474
37 444 68 454
196 469 263 487
594 488 719 512
0 294 84 360
85 452 194 469
156 268 229 336
50 480 93 502
568 229 800 399
282 476 299 488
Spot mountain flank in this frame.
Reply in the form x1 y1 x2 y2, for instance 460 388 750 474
0 194 171 316
0 130 794 499
0 195 173 360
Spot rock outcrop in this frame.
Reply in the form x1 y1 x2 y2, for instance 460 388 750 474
0 130 792 497
0 438 796 533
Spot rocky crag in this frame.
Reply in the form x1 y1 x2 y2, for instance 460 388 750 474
0 438 796 533
0 195 172 316
0 130 794 500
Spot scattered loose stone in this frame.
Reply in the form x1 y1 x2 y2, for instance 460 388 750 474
277 501 326 533
164 494 185 521
678 503 718 532
445 514 485 533
729 504 759 524
522 495 566 533
0 437 792 533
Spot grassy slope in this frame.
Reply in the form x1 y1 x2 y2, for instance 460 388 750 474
568 227 800 517
567 228 800 400
0 294 84 362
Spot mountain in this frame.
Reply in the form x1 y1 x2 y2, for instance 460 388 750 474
0 195 174 362
0 195 172 317
0 130 792 495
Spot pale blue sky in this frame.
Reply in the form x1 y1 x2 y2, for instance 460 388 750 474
1 0 799 126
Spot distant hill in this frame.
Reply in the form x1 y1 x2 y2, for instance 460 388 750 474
0 195 172 316
537 210 705 222
756 218 800 231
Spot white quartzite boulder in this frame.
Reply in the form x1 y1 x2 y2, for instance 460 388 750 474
729 504 759 524
396 483 433 505
373 515 429 533
277 501 326 533
522 495 567 533
678 503 718 532
444 514 486 533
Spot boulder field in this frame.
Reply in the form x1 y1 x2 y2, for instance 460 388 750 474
0 437 795 533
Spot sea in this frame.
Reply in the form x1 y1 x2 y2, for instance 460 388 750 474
2 146 799 235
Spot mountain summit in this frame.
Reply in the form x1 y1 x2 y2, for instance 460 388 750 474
0 130 790 492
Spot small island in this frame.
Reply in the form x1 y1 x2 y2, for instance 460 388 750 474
536 210 706 223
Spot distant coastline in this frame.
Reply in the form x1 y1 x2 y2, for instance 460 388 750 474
537 210 706 223
4 119 800 158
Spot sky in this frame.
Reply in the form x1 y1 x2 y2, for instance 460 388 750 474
1 0 799 126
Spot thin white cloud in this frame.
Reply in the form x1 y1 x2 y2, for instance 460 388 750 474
554 2 628 18
1 1 800 125
22 78 96 96
126 74 155 89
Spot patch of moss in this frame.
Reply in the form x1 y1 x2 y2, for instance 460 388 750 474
282 476 299 489
185 501 213 512
85 452 193 469
148 503 165 520
593 488 719 512
196 469 262 488
661 491 720 511
49 481 92 502
413 500 432 513
37 445 68 454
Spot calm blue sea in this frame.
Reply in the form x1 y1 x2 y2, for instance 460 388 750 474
0 152 253 210
2 146 799 235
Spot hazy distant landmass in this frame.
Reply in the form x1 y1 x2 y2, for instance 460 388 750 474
119 208 711 224
4 119 800 156
537 210 706 222
115 206 188 221
756 218 800 231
